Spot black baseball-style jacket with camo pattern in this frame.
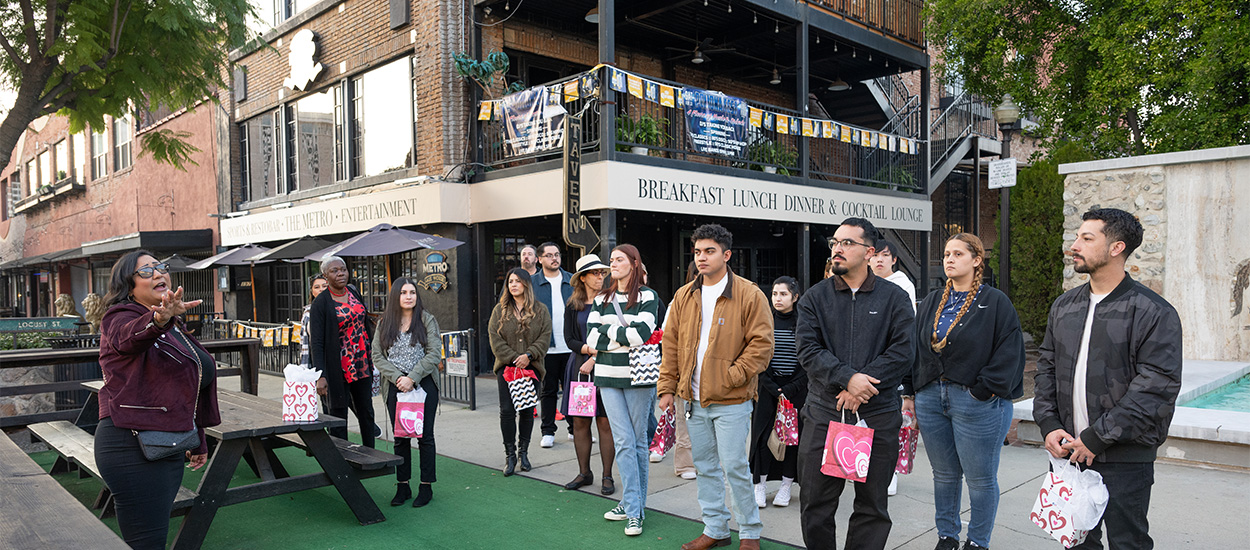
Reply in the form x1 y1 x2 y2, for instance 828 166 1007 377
1033 273 1183 463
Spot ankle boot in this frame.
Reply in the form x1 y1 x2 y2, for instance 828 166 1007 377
390 483 411 506
413 483 432 507
518 451 532 472
503 444 517 476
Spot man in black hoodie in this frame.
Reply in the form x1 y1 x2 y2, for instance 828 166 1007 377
795 217 915 550
1034 208 1182 550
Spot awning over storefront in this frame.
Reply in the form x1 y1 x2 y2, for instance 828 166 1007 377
0 247 85 271
81 230 214 257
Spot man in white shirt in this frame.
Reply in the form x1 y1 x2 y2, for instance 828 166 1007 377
869 238 917 313
532 242 573 448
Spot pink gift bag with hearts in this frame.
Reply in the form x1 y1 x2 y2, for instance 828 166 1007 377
282 381 319 422
567 374 597 418
394 388 426 439
820 412 874 483
895 409 919 474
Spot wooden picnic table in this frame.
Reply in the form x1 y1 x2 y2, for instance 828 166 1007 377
78 381 400 550
0 430 129 549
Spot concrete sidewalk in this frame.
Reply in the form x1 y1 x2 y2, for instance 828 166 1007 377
242 373 1249 549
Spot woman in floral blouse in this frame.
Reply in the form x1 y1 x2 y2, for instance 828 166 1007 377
309 256 376 448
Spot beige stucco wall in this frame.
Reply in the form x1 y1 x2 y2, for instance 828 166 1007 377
1060 145 1250 361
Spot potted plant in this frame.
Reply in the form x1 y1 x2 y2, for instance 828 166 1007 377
56 170 67 181
616 113 670 155
748 138 798 175
38 184 54 196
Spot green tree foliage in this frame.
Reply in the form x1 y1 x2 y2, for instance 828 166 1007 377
1008 143 1093 338
927 0 1250 157
453 50 524 99
0 0 255 170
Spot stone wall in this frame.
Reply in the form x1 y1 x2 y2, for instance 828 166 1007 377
1060 145 1250 361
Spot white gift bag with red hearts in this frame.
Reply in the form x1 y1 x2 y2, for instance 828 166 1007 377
282 364 321 423
1030 456 1110 548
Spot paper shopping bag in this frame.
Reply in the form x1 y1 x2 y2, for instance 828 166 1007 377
820 411 874 483
774 396 800 446
1031 456 1110 548
394 388 427 439
282 363 320 422
568 375 597 417
895 409 919 474
504 366 539 411
649 407 676 455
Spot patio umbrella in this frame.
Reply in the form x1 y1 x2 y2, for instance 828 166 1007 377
187 243 273 322
160 254 200 273
244 236 337 263
304 223 465 283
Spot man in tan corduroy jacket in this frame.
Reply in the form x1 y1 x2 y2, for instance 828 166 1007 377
658 224 773 550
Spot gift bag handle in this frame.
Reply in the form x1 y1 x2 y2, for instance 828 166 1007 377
839 409 861 425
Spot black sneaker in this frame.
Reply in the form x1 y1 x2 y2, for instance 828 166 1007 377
962 542 988 550
934 537 960 550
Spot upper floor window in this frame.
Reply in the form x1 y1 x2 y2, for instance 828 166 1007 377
25 160 37 195
91 127 108 180
53 140 68 182
38 150 52 187
72 133 86 181
5 173 19 219
351 57 414 178
113 116 132 171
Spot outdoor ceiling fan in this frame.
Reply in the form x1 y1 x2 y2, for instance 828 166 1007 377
666 37 736 64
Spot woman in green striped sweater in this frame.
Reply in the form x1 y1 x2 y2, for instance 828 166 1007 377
586 244 661 537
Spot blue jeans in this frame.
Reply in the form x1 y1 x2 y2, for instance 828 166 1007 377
915 381 1013 547
687 400 763 540
600 386 655 519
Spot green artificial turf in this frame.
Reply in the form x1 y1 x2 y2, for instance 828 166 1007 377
31 438 799 549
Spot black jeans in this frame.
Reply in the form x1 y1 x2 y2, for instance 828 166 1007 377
540 352 571 436
328 376 375 448
797 405 901 550
497 372 535 454
384 376 439 484
95 417 186 550
1072 461 1155 550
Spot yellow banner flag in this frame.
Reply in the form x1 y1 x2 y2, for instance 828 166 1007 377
776 115 789 135
291 324 301 344
801 118 815 137
659 85 675 107
281 326 291 346
234 324 244 338
823 121 835 139
840 125 852 143
749 108 762 128
627 75 644 98
860 131 872 148
477 101 493 121
263 329 274 347
878 134 890 150
563 80 579 103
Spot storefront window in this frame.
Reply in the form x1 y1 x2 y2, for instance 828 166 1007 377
352 58 414 178
293 89 337 190
347 256 388 312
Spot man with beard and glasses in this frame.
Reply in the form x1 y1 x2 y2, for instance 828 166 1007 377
1034 208 1182 550
794 217 915 550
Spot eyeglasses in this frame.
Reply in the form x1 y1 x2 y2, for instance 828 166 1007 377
541 253 561 259
828 238 869 250
134 263 170 279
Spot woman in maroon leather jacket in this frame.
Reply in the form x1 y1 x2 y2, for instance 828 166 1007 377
96 249 221 550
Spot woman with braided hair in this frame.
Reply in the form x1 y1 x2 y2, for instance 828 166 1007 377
901 233 1025 550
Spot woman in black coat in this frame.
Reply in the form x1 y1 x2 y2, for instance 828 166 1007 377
309 255 376 448
749 276 807 508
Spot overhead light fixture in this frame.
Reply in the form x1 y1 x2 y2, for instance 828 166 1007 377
816 35 820 44
770 68 781 85
585 7 598 23
691 50 705 64
827 78 851 92
504 0 510 10
727 2 732 13
775 21 779 33
753 11 757 24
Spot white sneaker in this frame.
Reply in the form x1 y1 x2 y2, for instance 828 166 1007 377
624 517 643 536
540 435 555 448
888 473 898 496
680 471 697 480
567 433 575 441
604 505 627 521
754 483 767 508
773 482 792 507
649 451 664 463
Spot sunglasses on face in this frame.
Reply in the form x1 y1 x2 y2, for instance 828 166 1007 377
134 263 170 279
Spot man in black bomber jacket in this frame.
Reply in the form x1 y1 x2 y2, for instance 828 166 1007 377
1033 208 1182 550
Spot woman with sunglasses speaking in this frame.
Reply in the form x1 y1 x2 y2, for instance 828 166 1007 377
96 250 221 550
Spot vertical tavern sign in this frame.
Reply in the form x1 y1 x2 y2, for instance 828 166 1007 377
563 114 599 255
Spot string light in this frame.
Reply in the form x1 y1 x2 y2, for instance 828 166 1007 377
775 21 779 33
727 2 732 13
504 0 510 9
816 35 820 44
753 11 757 23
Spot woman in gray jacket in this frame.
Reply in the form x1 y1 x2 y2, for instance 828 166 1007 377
372 277 442 508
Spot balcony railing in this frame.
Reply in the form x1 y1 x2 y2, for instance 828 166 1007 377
478 67 924 193
806 0 925 48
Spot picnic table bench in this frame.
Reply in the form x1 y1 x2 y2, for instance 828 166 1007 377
0 429 129 549
28 380 402 550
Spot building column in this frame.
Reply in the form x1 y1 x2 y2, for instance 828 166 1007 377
598 0 616 162
798 223 811 291
796 16 810 181
598 209 617 259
